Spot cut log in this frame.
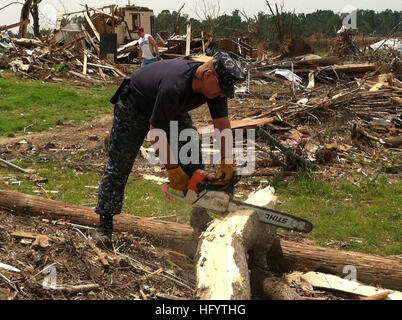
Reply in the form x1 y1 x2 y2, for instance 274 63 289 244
195 187 277 300
1 190 401 291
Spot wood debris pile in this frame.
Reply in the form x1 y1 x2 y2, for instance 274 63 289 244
0 210 194 300
0 32 128 84
329 30 357 57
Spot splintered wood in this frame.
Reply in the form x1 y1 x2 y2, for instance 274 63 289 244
195 187 278 300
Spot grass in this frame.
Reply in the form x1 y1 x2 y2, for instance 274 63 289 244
0 71 117 136
316 51 329 57
251 82 292 96
0 159 192 223
270 170 401 255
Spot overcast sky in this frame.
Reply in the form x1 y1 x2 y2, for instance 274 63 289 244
1 0 401 31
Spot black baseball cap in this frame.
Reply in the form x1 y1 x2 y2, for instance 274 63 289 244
213 52 245 99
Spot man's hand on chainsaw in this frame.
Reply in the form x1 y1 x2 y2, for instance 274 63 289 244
167 166 189 191
216 158 236 182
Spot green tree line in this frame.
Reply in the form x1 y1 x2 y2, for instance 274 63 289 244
154 8 402 40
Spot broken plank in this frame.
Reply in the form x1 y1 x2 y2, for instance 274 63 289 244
293 63 377 75
87 62 115 70
11 231 65 243
56 13 63 31
185 22 191 56
141 268 164 281
98 67 107 81
86 6 123 20
83 50 88 75
0 20 30 33
199 117 275 134
68 71 104 83
54 36 85 52
82 29 100 56
286 272 402 300
83 11 100 41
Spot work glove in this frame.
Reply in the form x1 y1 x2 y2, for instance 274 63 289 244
216 158 236 182
167 166 189 191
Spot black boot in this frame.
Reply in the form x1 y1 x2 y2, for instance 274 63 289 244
91 214 113 247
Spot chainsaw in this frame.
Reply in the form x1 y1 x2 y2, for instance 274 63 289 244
162 170 313 233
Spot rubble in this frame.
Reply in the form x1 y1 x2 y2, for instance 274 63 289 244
0 29 128 83
370 38 402 54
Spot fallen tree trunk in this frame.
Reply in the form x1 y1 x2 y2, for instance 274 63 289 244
195 187 277 300
1 190 401 290
0 190 195 257
268 239 402 291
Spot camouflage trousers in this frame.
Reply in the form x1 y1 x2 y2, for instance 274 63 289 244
95 97 204 218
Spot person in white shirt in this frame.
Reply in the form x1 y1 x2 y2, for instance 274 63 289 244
136 27 160 67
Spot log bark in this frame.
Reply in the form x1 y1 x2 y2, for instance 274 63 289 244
1 190 401 291
19 0 33 38
262 277 302 300
0 190 196 257
30 1 40 38
194 187 277 300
